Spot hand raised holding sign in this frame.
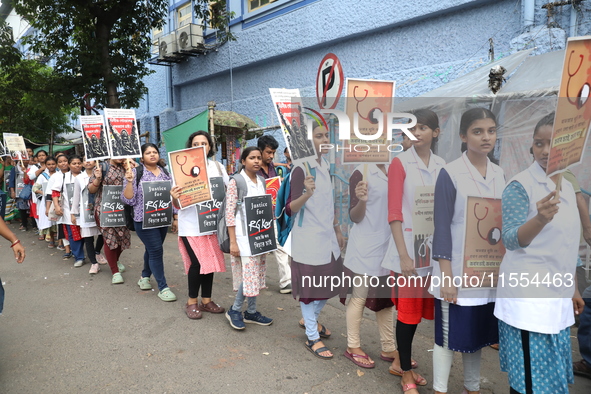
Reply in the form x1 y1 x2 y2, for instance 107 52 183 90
535 190 560 225
355 180 368 202
125 166 134 182
304 176 316 196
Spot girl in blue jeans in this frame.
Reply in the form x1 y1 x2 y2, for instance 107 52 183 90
122 143 178 302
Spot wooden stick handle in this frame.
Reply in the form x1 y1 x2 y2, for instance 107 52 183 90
555 172 563 200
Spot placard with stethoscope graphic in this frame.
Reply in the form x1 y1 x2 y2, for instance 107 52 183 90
411 185 435 276
343 78 396 165
460 196 506 289
168 146 212 209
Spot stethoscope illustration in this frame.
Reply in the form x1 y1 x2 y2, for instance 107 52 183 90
474 203 501 245
353 86 382 124
175 155 201 177
566 50 590 110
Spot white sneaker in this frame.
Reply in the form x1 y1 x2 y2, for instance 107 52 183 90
95 253 107 265
117 261 126 273
74 259 85 267
89 263 100 274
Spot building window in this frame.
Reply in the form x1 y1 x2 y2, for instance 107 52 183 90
177 2 193 28
248 0 278 12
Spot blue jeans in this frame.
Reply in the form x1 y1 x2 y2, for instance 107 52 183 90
301 300 328 341
232 282 257 314
134 222 168 291
66 225 85 260
579 285 591 364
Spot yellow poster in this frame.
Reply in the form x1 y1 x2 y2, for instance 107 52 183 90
547 36 591 176
344 79 395 164
461 196 505 288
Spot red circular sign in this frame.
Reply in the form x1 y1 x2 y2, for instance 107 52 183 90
316 53 344 110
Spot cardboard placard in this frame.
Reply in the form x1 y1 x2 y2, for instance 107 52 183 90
265 176 281 212
104 109 141 159
196 177 225 234
343 78 396 164
65 183 74 210
99 185 126 227
547 36 591 176
80 115 111 160
168 146 212 209
270 88 317 165
3 133 29 161
81 188 95 223
412 185 435 274
142 181 173 229
461 196 506 288
244 194 277 256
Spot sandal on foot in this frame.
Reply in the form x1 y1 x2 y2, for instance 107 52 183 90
344 350 375 368
381 354 418 369
390 369 427 386
402 383 418 393
573 359 591 379
304 339 333 360
298 321 331 338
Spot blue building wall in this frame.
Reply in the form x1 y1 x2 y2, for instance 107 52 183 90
136 0 591 156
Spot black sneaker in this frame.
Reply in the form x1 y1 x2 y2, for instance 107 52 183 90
243 311 273 326
226 308 245 330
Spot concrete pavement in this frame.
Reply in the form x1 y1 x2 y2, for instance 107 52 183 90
0 223 590 393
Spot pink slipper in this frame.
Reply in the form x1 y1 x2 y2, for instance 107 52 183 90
344 350 375 369
380 354 418 368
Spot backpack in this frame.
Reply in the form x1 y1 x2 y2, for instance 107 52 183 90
97 162 170 231
217 173 266 254
274 165 316 247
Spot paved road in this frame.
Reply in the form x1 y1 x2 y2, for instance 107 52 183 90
0 223 590 393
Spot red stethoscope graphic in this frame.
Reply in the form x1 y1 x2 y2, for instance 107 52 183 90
353 86 382 124
175 155 201 177
566 50 590 110
474 203 501 245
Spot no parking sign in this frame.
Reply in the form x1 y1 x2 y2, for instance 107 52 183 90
316 53 344 109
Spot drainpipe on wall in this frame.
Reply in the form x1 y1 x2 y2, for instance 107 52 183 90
524 0 535 30
570 5 577 37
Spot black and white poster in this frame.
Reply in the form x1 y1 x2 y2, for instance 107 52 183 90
196 177 225 234
104 108 141 159
65 183 74 210
99 185 126 227
244 194 277 256
142 181 173 229
82 188 95 223
80 115 111 160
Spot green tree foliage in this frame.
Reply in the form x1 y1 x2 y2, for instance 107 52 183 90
194 0 236 45
14 0 168 109
0 20 75 141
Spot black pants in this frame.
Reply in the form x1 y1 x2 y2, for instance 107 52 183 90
396 320 418 371
509 329 533 394
83 237 98 264
181 237 214 299
19 209 29 229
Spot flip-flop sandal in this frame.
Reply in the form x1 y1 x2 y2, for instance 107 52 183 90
389 368 427 386
305 339 333 360
402 383 418 393
381 354 418 368
344 350 375 369
298 321 331 338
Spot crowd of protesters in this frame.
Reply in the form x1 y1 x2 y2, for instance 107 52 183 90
2 114 591 394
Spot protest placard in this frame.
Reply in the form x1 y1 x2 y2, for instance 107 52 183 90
80 115 111 160
65 183 74 210
412 185 435 275
547 36 591 176
343 78 396 164
99 185 126 227
168 146 212 209
196 177 225 235
3 133 28 161
103 109 141 159
265 176 281 212
270 88 317 165
142 181 173 229
244 194 277 256
461 196 505 288
81 188 95 223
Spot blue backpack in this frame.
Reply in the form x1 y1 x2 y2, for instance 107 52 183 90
274 166 316 246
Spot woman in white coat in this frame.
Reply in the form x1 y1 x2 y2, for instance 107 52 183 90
495 112 584 394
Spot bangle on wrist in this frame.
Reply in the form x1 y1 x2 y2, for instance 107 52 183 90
10 239 20 248
333 223 340 228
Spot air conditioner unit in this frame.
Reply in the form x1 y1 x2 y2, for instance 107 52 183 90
158 33 178 60
175 24 204 52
